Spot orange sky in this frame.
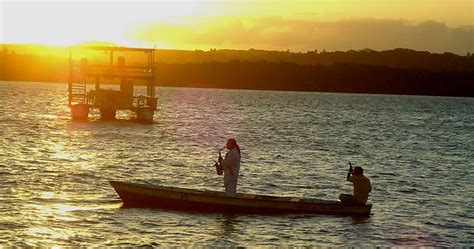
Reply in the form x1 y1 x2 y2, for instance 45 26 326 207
1 0 473 54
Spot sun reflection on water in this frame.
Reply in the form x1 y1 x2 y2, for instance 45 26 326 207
27 226 71 240
30 203 80 222
19 189 123 246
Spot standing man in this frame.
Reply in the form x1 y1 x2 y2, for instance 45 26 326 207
217 138 241 196
339 162 372 205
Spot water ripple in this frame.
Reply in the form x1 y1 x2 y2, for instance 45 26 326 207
0 81 472 246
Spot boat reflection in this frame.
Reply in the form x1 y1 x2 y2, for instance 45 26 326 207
351 216 371 225
217 214 239 239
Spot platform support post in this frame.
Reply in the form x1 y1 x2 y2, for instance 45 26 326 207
100 108 117 120
137 107 154 123
71 104 90 120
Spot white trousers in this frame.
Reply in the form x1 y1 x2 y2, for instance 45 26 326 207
224 174 238 196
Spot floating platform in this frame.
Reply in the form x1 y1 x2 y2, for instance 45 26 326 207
68 46 157 122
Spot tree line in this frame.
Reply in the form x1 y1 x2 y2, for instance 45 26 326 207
1 45 473 97
156 61 473 96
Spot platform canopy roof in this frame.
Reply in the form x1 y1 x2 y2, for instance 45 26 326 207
69 45 155 52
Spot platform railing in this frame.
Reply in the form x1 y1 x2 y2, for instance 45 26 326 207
71 64 155 79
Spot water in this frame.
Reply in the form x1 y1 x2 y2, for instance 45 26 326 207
0 81 473 246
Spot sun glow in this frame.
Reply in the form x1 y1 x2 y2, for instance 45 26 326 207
1 1 216 47
1 0 473 53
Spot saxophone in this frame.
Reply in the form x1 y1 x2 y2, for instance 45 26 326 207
214 147 225 175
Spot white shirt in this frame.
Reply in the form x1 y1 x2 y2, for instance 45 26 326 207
221 148 241 181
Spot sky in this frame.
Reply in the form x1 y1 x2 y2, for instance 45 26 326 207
1 0 473 54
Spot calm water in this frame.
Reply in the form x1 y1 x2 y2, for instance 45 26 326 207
0 81 473 246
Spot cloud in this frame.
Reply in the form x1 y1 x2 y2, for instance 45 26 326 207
132 16 473 54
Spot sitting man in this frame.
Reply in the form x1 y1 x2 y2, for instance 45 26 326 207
339 163 372 205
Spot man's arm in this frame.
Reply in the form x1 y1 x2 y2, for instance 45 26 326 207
346 162 353 181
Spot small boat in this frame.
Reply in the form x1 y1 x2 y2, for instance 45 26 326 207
110 181 372 217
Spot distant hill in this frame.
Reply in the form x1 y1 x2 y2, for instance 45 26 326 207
155 48 473 72
2 44 472 71
1 44 473 96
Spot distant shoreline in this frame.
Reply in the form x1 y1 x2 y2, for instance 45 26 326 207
1 45 473 97
2 79 473 99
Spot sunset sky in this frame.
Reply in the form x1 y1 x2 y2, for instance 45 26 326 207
1 0 473 54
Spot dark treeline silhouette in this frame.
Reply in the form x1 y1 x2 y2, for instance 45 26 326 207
156 48 473 72
1 45 473 97
157 61 474 96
